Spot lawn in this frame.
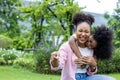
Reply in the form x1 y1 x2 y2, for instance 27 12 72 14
0 66 119 80
0 66 60 80
108 73 120 80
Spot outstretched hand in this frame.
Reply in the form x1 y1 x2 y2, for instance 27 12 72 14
50 51 60 67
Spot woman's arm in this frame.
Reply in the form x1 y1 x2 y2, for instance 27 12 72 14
69 34 82 58
50 43 68 70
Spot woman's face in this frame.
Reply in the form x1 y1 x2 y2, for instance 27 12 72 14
76 22 91 44
87 35 97 49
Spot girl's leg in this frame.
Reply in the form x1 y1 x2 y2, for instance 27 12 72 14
86 74 116 80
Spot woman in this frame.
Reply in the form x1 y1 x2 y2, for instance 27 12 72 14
50 13 115 80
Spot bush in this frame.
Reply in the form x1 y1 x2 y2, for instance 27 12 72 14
0 49 18 64
0 57 6 65
0 48 33 65
0 35 12 48
0 48 24 64
2 53 17 64
0 48 25 58
98 47 120 73
11 36 33 50
13 58 36 71
35 47 61 74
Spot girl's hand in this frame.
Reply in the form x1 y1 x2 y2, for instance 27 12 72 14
74 58 86 66
82 56 97 67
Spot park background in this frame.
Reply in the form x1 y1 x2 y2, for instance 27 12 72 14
0 0 120 80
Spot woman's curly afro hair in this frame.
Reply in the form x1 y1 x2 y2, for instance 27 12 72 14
71 12 94 27
93 25 113 60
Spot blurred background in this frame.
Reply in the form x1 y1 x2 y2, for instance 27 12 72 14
0 0 120 80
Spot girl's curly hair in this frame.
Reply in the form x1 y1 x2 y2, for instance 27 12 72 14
71 12 94 27
93 25 113 60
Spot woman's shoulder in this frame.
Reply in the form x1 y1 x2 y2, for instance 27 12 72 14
60 41 69 48
59 41 71 50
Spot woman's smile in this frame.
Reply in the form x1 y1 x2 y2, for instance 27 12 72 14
79 36 86 41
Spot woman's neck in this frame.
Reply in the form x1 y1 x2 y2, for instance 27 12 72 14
77 40 86 48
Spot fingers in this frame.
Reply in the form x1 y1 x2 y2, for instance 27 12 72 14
79 56 90 64
82 56 89 60
74 58 86 65
75 56 97 66
74 61 86 65
51 51 60 61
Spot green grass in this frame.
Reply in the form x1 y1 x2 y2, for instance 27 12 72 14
0 66 119 80
0 66 60 80
108 73 120 80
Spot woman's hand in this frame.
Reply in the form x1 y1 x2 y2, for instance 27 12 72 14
50 51 60 67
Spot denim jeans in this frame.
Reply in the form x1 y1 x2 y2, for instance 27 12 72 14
75 73 87 80
86 74 116 80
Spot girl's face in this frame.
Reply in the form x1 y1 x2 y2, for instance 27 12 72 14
87 35 97 49
76 22 91 45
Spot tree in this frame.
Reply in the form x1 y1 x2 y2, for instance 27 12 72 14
19 0 81 49
104 3 120 47
0 0 22 37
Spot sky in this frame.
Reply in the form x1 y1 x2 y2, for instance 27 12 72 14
76 0 118 14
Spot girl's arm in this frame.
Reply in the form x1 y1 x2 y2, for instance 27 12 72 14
82 56 97 72
69 34 82 58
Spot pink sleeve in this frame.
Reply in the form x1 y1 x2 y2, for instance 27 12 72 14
50 42 68 71
87 66 97 75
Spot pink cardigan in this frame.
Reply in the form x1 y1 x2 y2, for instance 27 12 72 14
50 42 97 80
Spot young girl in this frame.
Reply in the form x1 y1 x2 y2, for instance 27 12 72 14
69 25 113 69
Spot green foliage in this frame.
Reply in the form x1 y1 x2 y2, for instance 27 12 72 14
2 53 17 64
105 8 120 47
0 35 12 48
0 48 36 71
13 58 35 71
19 0 81 49
0 48 31 64
35 47 60 74
0 0 22 38
98 48 120 73
0 48 19 64
104 12 110 19
0 57 6 65
11 35 33 50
